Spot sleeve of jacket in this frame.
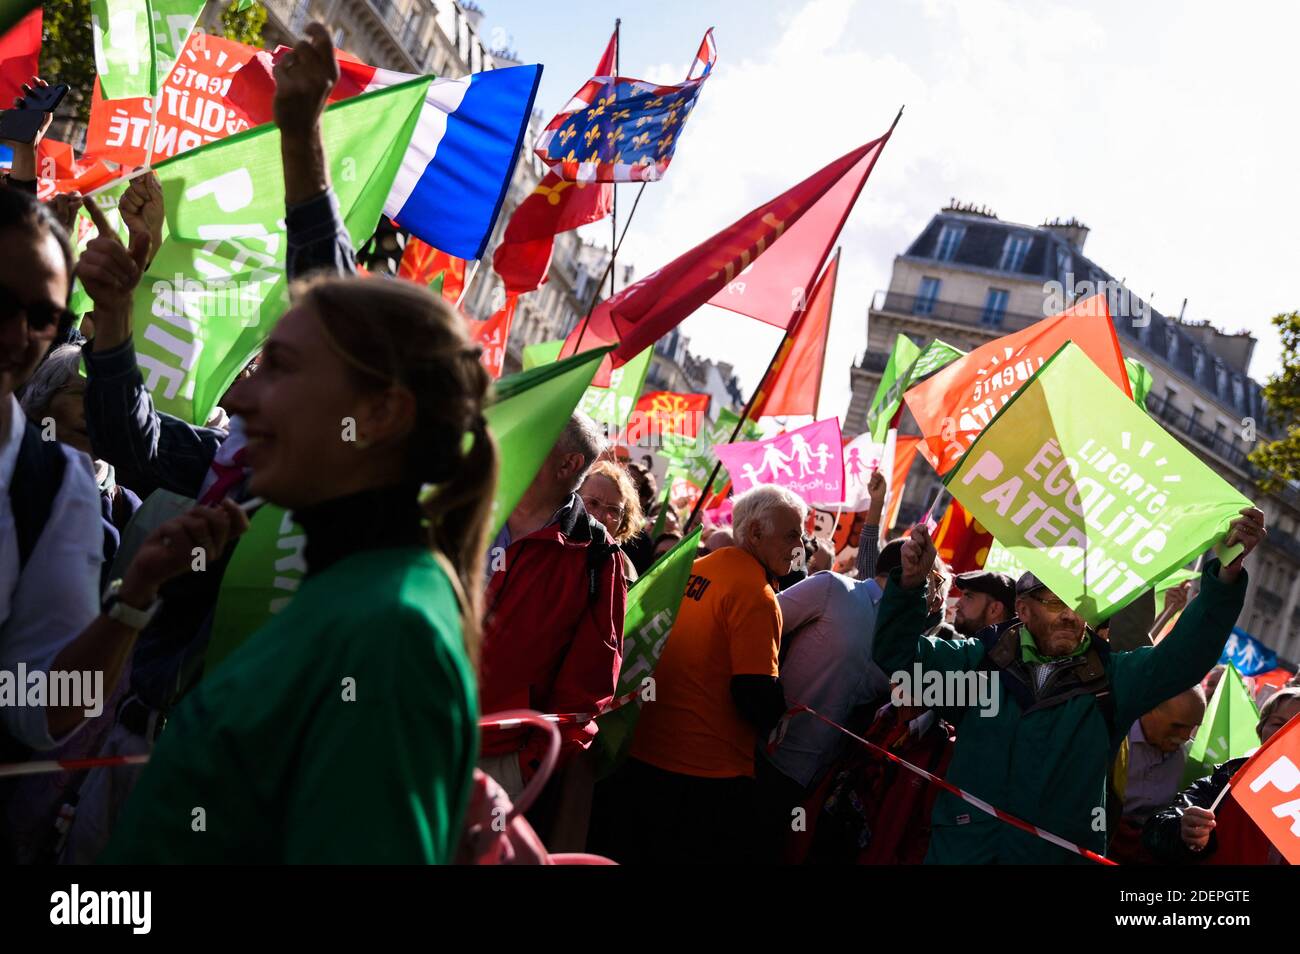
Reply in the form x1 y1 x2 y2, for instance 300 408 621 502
855 523 880 581
286 190 357 281
82 339 226 499
871 567 985 677
519 546 628 781
1110 560 1248 730
1140 760 1236 864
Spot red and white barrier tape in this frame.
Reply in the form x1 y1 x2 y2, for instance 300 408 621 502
776 703 1117 866
478 686 642 731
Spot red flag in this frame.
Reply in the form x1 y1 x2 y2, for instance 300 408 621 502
398 237 464 303
903 294 1130 476
1223 711 1300 864
753 250 839 417
0 7 40 107
931 499 994 574
466 293 519 379
559 125 897 382
224 42 388 128
491 31 617 294
629 390 710 439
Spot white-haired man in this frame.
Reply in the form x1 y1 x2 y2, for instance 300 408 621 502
597 485 806 863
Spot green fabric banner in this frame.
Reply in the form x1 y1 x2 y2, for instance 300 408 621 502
866 336 965 443
1126 357 1154 413
98 76 431 425
1182 663 1259 786
487 346 612 537
661 406 761 488
91 0 207 99
590 528 702 779
944 342 1252 625
521 338 652 430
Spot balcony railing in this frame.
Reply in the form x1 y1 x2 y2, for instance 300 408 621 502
872 290 1042 333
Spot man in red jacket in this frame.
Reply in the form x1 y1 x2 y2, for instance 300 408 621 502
478 412 627 799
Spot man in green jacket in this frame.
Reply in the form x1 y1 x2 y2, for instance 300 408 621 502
872 507 1265 864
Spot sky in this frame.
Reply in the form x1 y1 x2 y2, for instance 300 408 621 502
479 0 1300 422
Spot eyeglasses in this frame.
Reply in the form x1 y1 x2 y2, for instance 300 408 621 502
0 288 72 335
581 496 625 521
1027 593 1070 612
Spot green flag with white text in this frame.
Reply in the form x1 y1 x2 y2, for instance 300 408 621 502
944 342 1252 625
487 347 612 537
661 407 760 488
866 336 964 443
521 338 652 430
1182 663 1258 786
590 528 702 778
99 76 431 425
91 0 207 99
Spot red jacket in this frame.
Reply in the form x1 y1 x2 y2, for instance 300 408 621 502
479 495 626 779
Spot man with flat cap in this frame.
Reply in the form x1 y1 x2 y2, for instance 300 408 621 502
871 507 1266 864
951 570 1016 636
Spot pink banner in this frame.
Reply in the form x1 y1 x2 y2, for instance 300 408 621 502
714 418 844 505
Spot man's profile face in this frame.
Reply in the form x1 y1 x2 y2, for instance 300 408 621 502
1015 587 1086 656
954 589 997 635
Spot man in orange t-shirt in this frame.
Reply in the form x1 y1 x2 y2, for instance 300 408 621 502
591 485 807 864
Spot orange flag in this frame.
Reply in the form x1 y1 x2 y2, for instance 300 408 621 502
466 293 519 379
1223 711 1300 863
755 250 839 418
885 435 923 533
399 237 465 303
903 294 1130 476
931 498 993 574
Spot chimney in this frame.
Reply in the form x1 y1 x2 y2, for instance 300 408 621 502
460 1 485 30
1042 216 1090 252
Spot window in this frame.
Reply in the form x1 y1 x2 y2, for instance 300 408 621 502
980 288 1009 327
914 277 941 316
1055 247 1072 285
935 224 965 262
998 234 1032 272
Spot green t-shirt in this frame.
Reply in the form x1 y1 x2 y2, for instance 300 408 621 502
102 547 478 864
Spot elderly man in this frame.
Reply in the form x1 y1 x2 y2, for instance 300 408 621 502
872 507 1264 864
596 485 806 864
478 411 627 799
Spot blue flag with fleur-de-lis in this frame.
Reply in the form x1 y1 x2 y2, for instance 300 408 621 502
534 29 716 183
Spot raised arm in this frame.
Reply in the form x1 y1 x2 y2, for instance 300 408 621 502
854 469 887 581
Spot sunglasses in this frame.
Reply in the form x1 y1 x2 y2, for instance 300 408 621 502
0 286 73 335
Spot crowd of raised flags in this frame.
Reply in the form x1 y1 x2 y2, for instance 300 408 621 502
0 0 1297 869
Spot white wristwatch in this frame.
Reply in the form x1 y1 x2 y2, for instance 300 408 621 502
101 579 162 630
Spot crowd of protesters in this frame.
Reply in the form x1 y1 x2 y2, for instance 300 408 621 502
0 23 1295 866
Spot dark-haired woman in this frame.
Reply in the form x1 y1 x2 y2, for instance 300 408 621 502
103 275 497 863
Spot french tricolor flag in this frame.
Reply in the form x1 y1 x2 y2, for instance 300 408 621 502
230 49 542 261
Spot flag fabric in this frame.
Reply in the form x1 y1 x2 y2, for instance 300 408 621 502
1126 357 1154 413
0 5 40 106
983 538 1030 579
1222 711 1300 864
205 504 305 675
931 498 994 574
753 251 839 417
905 295 1130 476
836 431 886 512
1182 664 1259 786
398 236 465 303
590 528 703 778
662 407 762 489
558 129 898 383
1154 566 1198 614
944 342 1252 625
85 33 259 166
91 0 207 100
884 432 922 533
226 46 542 260
629 391 710 439
534 29 715 183
466 293 518 379
96 76 432 425
1220 627 1281 677
485 347 611 536
715 417 844 506
866 337 965 443
492 32 616 294
521 338 652 430
0 0 39 37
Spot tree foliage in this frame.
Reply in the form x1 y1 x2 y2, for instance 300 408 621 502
1248 311 1300 491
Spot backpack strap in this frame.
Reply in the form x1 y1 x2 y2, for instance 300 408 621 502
11 418 67 571
583 518 620 604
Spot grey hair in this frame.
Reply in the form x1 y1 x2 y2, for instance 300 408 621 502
555 410 607 492
732 484 807 549
19 344 83 419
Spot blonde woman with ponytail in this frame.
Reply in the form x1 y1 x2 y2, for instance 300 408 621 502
104 276 497 864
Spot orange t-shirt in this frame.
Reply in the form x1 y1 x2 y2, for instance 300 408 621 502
630 547 782 779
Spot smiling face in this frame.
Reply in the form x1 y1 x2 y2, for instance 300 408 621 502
222 304 412 510
1015 586 1086 657
746 504 805 578
0 227 67 400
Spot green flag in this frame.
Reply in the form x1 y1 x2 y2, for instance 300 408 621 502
1155 566 1199 614
1126 357 1154 414
983 539 1030 579
661 407 761 488
944 342 1252 625
866 336 965 443
97 76 430 425
1182 664 1258 786
91 0 208 100
521 338 652 430
590 528 702 778
205 504 305 674
487 346 612 537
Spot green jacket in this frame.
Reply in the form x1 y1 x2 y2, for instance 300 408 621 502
871 561 1246 864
